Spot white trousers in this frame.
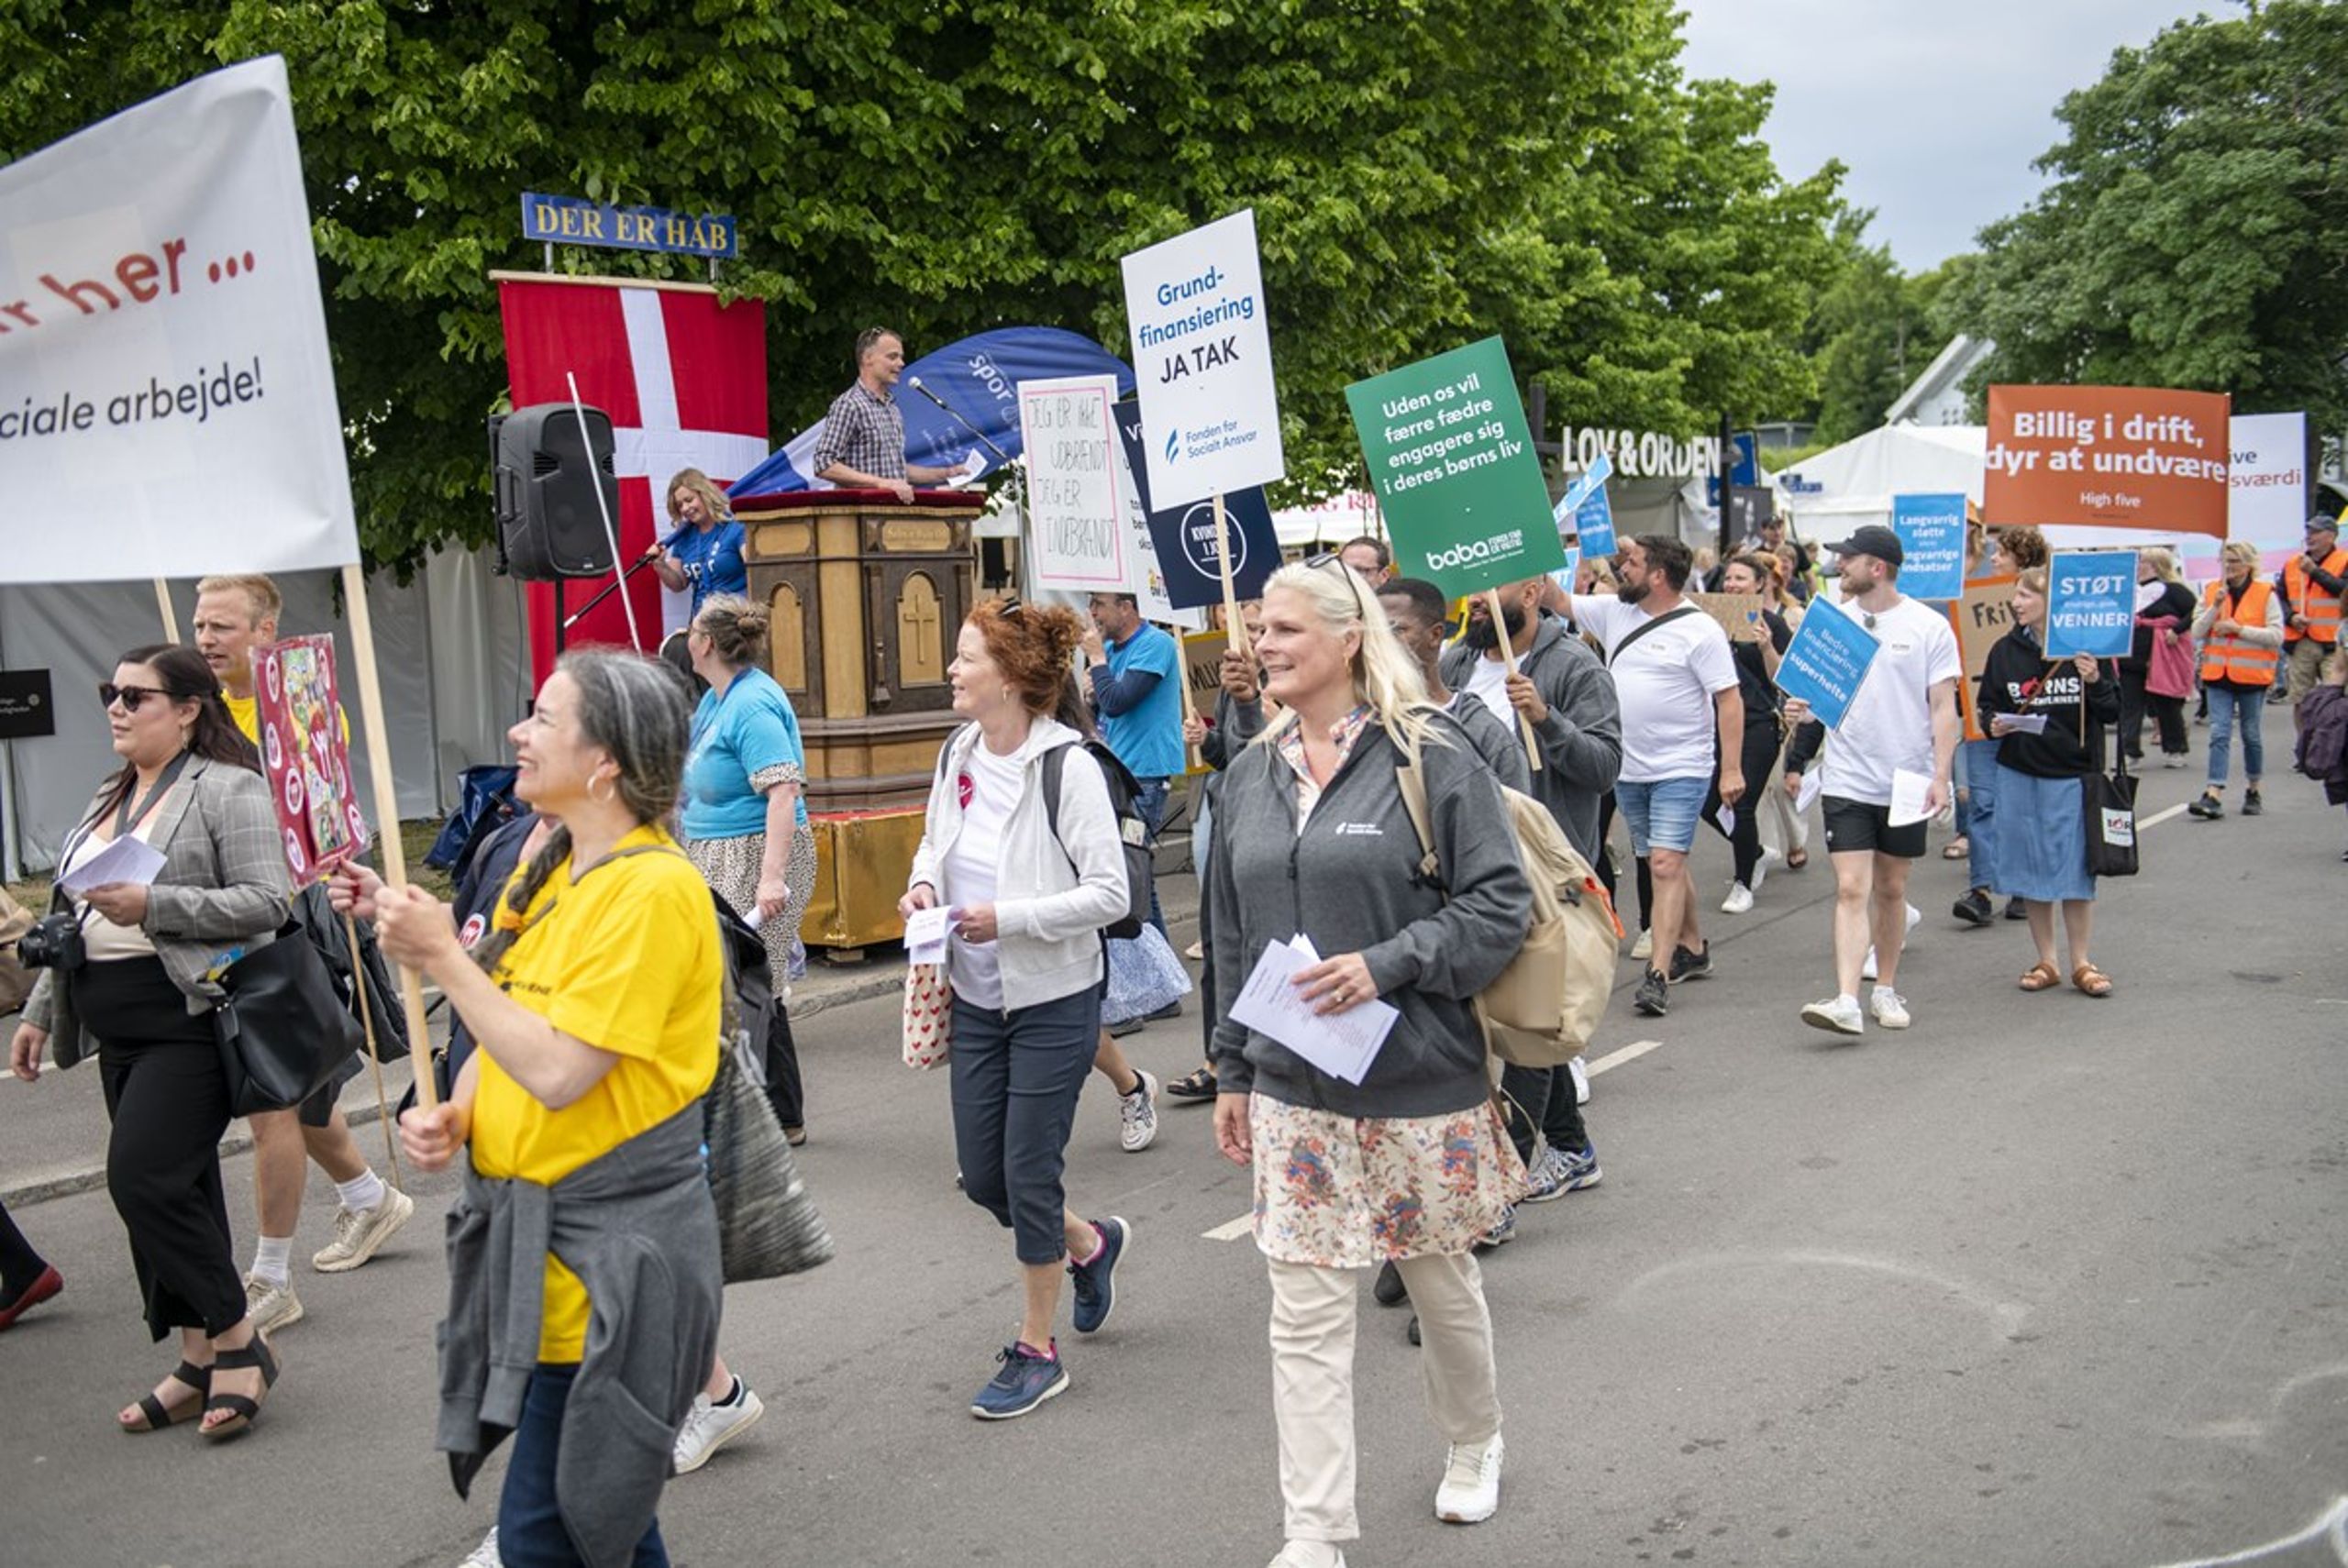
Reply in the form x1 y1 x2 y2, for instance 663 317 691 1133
1266 1252 1502 1543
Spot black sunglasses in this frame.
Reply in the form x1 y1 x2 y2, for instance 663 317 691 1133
99 682 172 712
1303 550 1372 624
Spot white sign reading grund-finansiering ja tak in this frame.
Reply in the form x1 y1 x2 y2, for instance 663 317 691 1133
1120 209 1286 511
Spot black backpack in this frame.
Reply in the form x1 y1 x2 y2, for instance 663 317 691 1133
1040 739 1154 941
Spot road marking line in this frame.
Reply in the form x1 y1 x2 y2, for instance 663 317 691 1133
2139 801 2188 830
1200 1038 1668 1238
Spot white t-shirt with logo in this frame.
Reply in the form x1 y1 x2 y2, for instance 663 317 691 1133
1461 651 1513 724
1568 595 1740 783
939 738 1024 1010
1817 595 1963 805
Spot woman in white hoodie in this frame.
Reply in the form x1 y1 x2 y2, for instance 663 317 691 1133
903 598 1135 1421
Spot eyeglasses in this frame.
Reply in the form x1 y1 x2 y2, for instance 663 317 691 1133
99 682 172 712
1303 550 1371 625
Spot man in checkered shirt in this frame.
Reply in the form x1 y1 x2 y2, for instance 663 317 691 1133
813 327 977 502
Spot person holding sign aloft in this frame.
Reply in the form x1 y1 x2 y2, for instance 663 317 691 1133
1208 559 1532 1562
1978 569 2121 997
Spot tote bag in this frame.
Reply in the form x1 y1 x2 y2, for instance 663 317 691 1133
2084 758 2141 878
2146 626 2196 701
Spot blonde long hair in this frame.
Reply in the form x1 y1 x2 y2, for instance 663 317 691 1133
2142 547 2183 585
1253 559 1442 752
666 468 733 526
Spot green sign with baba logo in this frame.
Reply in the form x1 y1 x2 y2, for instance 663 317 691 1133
1346 337 1565 598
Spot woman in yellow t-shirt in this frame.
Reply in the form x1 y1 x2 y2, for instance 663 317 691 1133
347 651 722 1568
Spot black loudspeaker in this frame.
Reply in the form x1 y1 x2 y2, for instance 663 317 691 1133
489 403 621 580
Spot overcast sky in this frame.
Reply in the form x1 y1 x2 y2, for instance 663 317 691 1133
1674 0 2221 271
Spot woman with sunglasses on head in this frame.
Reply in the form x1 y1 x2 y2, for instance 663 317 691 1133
338 649 723 1568
9 646 290 1437
1209 559 1532 1567
904 598 1135 1420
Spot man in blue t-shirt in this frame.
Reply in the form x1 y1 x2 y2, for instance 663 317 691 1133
1084 592 1182 934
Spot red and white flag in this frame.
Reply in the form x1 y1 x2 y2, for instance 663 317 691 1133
496 277 768 681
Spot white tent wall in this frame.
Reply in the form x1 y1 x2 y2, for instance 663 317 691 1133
1 547 529 877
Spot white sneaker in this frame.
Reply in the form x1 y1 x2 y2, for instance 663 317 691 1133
1268 1542 1346 1568
1721 881 1755 914
1118 1070 1160 1153
457 1528 503 1568
1631 929 1654 960
1904 901 1922 933
243 1272 304 1334
1434 1432 1504 1523
1800 994 1865 1037
1870 987 1911 1029
1861 945 1878 981
1755 846 1781 889
1569 1054 1589 1107
673 1381 765 1474
312 1187 415 1273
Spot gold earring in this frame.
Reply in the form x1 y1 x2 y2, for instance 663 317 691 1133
588 774 615 805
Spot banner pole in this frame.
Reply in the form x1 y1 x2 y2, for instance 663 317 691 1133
1488 587 1544 774
342 908 404 1190
1176 635 1202 772
1214 492 1249 665
341 562 439 1110
154 580 180 643
565 370 641 654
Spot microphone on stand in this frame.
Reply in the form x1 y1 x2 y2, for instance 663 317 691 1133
907 376 1013 465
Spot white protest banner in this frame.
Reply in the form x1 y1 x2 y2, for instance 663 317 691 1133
0 57 358 583
1016 374 1127 593
1121 209 1285 511
2229 412 2309 555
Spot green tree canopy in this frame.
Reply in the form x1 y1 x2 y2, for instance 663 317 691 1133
1949 0 2348 430
2 0 1843 569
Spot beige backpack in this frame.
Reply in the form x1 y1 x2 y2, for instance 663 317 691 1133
1394 729 1621 1067
0 888 34 1019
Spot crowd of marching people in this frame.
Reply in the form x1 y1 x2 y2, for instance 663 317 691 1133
6 469 2346 1568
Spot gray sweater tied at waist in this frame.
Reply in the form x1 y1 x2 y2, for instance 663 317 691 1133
438 1101 722 1568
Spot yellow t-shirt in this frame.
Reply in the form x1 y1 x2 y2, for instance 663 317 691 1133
468 824 721 1363
224 690 260 745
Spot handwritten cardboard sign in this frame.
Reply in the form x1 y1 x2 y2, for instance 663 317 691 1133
1947 575 2019 742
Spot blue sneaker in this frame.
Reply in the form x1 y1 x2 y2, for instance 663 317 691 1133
970 1342 1069 1419
1474 1205 1517 1250
1556 1143 1601 1192
1069 1216 1130 1335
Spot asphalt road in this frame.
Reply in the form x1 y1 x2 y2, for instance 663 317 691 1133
3 707 2343 1568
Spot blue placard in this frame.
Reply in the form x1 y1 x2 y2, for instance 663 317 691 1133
1773 597 1881 729
520 193 739 259
1550 543 1581 598
1113 406 1280 609
2044 550 2138 659
1892 492 1968 602
1558 455 1619 558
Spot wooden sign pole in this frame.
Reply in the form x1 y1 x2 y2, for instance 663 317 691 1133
1214 493 1249 664
1176 640 1202 771
154 580 179 642
340 562 439 1110
1486 586 1544 773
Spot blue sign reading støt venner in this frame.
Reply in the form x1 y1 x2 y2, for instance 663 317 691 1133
521 193 738 259
1773 596 1881 729
2044 550 2138 660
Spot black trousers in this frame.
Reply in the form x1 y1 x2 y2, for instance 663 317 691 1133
0 1198 47 1298
2118 666 2189 758
72 957 246 1340
763 1003 804 1133
1501 1059 1589 1163
1702 719 1788 886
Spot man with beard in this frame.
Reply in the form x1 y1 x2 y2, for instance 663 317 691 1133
1438 574 1623 1211
1780 526 1961 1037
1567 536 1743 1019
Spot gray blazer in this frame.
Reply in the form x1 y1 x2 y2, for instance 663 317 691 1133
24 756 290 1069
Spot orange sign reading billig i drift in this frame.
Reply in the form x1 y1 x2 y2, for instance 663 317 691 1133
1985 383 2232 537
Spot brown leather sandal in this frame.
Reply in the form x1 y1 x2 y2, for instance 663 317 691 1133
2071 963 2113 999
2019 960 2062 992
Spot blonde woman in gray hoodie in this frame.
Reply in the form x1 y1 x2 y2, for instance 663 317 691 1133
904 598 1135 1421
1208 559 1534 1568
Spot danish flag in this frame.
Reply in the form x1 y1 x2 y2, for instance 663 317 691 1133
495 277 769 681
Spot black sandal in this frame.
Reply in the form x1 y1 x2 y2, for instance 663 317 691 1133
1163 1066 1219 1101
121 1360 210 1433
199 1336 281 1441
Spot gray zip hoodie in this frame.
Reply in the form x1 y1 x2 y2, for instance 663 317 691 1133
1440 613 1623 861
1208 710 1532 1119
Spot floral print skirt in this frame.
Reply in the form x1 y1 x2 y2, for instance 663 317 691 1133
1249 1091 1525 1269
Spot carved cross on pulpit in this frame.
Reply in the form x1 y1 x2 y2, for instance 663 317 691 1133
897 574 945 687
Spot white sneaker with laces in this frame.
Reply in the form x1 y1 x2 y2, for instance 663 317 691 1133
673 1381 765 1474
1722 881 1755 914
1800 994 1866 1036
1861 945 1878 981
313 1187 415 1273
1631 929 1654 960
1755 846 1781 889
1118 1069 1159 1153
1267 1541 1346 1568
1870 987 1911 1029
1434 1432 1504 1523
457 1527 503 1568
243 1272 304 1334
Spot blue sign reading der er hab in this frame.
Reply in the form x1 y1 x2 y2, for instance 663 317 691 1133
521 193 738 259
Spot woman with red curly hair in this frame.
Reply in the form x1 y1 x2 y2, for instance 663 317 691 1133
903 599 1135 1420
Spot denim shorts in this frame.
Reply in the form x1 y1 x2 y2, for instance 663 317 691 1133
1614 775 1711 856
